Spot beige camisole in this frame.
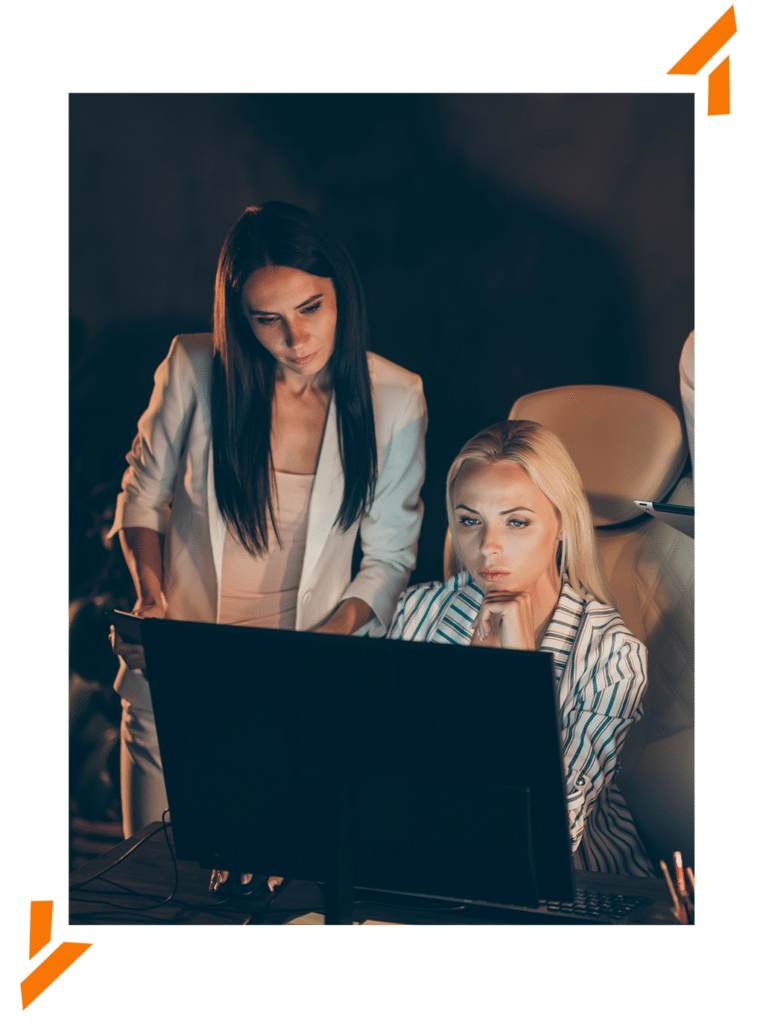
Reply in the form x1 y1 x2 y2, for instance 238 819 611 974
218 471 314 630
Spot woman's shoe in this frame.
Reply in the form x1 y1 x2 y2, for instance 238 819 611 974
209 871 269 898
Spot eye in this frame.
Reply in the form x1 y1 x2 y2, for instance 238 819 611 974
300 302 321 315
507 518 528 529
458 515 479 527
253 314 279 326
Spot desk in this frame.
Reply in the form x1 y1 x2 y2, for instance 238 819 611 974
69 823 679 926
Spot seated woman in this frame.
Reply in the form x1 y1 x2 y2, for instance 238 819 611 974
388 419 653 876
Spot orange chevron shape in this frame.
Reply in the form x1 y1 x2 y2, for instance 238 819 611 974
21 901 92 1009
29 901 53 959
708 56 731 115
667 6 737 75
21 943 92 1009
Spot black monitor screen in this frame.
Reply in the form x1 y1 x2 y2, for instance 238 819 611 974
142 621 575 907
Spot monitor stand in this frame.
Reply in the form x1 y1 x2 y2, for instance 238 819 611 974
322 784 354 924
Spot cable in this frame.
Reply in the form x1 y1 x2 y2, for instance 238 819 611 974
72 816 420 922
70 810 180 911
70 817 168 892
69 812 287 916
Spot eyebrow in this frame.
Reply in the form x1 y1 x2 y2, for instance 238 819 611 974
455 504 533 515
247 293 323 316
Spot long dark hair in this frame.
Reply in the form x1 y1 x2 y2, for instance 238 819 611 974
211 201 378 555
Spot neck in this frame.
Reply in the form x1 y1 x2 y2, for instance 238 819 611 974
275 362 333 398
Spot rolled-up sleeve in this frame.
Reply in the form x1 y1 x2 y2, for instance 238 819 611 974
108 337 197 538
342 379 427 632
560 632 647 853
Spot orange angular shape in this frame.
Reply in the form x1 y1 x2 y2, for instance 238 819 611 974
708 55 731 115
21 942 92 1009
29 901 53 959
668 5 737 75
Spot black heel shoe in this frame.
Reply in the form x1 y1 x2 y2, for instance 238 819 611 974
209 871 269 898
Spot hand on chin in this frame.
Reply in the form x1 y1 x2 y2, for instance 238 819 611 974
475 588 536 651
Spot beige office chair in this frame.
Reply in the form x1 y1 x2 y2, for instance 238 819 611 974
444 385 694 869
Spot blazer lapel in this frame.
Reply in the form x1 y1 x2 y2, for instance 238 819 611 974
300 393 344 592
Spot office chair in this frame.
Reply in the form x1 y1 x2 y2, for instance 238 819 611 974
444 385 694 869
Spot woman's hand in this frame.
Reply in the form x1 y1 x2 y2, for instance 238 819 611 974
312 597 373 636
110 598 166 672
476 590 536 651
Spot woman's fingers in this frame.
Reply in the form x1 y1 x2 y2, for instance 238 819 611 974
478 589 520 634
132 601 166 620
477 591 535 649
108 600 164 669
110 626 147 671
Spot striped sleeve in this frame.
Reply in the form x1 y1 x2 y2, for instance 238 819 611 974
559 609 648 857
386 575 480 643
387 580 449 640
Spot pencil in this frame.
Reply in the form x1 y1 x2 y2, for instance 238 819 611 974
660 859 687 923
673 852 694 923
686 866 695 893
673 852 686 896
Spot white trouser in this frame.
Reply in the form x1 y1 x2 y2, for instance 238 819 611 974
119 698 169 837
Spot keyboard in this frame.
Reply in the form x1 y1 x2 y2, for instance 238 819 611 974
520 888 655 924
353 886 654 925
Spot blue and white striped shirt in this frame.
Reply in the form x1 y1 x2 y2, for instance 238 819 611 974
388 573 654 876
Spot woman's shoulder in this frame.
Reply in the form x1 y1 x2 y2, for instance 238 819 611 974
169 332 214 364
574 589 647 660
367 351 424 394
161 333 214 392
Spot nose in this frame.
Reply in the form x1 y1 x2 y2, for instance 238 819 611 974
284 316 310 350
480 520 503 557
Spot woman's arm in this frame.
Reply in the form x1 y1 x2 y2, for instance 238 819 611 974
108 336 199 541
119 527 166 614
108 337 200 667
313 597 373 635
111 527 167 671
560 628 647 853
340 378 427 634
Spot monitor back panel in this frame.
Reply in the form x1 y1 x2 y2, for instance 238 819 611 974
142 621 575 904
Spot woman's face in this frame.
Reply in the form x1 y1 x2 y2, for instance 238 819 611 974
241 265 338 380
452 460 562 596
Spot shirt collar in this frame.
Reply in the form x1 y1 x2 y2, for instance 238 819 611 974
538 577 587 680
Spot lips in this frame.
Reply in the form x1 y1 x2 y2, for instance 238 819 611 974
289 352 315 365
477 569 511 581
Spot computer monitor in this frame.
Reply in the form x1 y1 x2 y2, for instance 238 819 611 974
141 620 575 918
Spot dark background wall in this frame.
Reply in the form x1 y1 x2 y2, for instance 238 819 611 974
70 93 693 595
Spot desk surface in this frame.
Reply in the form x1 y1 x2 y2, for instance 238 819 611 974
69 823 679 926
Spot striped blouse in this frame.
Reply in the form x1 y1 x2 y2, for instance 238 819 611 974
387 573 654 876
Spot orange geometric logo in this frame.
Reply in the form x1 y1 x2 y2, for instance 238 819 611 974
667 5 737 115
20 901 91 1009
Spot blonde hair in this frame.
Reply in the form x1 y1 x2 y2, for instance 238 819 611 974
445 420 614 605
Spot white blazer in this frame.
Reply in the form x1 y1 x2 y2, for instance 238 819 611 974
109 333 427 709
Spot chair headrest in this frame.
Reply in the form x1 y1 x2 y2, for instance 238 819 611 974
508 385 688 526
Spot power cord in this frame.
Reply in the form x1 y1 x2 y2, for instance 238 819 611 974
70 809 179 915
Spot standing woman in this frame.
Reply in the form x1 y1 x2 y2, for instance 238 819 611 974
388 420 653 875
110 201 427 844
